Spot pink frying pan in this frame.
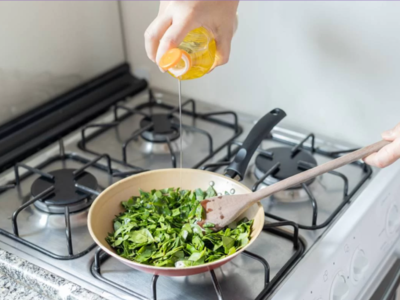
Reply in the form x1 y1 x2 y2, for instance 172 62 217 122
88 109 286 276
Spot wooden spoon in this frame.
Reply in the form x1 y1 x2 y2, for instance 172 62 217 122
200 140 390 229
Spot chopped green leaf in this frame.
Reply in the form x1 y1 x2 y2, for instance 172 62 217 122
191 224 203 236
172 208 180 217
192 235 205 251
114 221 122 231
174 250 185 259
195 204 205 220
186 244 198 254
206 186 217 198
195 188 205 201
106 187 253 268
222 236 235 254
129 228 153 244
228 247 236 255
203 222 215 228
188 249 206 262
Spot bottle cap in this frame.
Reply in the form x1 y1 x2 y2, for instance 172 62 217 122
159 48 191 77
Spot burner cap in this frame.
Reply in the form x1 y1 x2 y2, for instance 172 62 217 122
140 114 180 143
31 169 98 214
254 147 317 188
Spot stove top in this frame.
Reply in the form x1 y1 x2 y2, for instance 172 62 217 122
0 88 376 300
78 90 241 170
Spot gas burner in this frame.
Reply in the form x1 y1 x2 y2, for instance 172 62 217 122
254 147 318 201
138 113 193 155
138 131 193 155
31 169 98 214
140 114 180 143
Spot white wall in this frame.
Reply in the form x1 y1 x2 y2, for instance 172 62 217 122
123 1 400 145
0 1 124 125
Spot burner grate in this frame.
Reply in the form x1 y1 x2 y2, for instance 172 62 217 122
139 114 180 142
90 221 304 300
0 140 134 260
254 147 318 187
78 89 242 169
30 168 98 213
264 133 372 229
203 134 373 230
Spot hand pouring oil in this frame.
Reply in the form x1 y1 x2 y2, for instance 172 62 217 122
159 27 216 176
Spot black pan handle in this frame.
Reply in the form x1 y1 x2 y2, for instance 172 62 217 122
225 108 286 180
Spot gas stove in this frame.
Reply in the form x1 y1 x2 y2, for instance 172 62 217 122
0 68 399 300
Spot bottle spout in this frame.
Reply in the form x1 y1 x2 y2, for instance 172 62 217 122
159 48 191 77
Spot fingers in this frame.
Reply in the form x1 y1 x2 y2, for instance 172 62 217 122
158 1 170 15
382 122 400 141
156 19 198 64
215 37 232 67
364 123 400 168
208 30 233 73
144 16 171 62
364 138 400 168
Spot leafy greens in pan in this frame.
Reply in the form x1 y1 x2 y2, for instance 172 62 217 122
106 187 253 267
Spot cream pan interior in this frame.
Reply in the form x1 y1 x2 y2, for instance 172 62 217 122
88 169 264 276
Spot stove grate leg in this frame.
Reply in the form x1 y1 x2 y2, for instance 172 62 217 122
151 275 159 300
210 270 224 300
12 186 54 236
64 206 73 255
301 183 318 226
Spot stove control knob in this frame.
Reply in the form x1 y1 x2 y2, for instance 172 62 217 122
351 249 369 282
330 273 349 300
386 205 400 235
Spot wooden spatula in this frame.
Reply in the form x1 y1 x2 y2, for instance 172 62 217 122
200 140 390 229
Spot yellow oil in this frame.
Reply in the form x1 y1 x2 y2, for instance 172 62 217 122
168 27 216 80
168 28 215 179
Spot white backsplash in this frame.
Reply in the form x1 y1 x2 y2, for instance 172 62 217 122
122 1 400 146
0 1 124 125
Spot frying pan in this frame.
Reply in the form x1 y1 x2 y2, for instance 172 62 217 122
88 108 286 276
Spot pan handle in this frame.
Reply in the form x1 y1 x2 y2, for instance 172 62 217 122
225 108 286 180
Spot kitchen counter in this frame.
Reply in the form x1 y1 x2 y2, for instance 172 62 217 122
0 249 105 300
0 273 49 300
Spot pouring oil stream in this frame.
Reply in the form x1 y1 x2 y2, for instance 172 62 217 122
178 79 183 185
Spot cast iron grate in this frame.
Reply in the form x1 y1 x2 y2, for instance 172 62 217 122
78 89 242 169
90 221 304 300
204 133 373 230
0 140 144 260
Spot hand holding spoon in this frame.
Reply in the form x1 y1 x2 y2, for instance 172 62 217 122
200 140 390 229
